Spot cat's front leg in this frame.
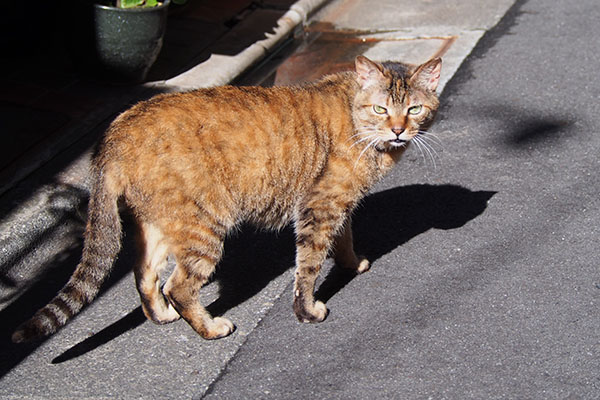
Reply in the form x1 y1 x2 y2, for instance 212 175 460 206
293 206 348 323
333 219 370 274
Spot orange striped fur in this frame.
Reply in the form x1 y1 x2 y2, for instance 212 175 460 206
12 56 442 342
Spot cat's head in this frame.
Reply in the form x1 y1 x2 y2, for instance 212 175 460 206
352 55 442 151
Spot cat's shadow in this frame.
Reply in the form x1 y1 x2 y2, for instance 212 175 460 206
315 184 495 303
208 184 495 314
26 184 494 365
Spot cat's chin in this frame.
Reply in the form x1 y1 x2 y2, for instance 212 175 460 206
379 140 409 151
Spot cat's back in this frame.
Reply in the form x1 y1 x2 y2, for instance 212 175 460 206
98 77 356 222
105 84 329 160
105 72 355 151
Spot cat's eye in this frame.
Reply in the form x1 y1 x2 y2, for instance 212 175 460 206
373 105 387 114
408 105 423 115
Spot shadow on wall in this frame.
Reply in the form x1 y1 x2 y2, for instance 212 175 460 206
0 183 494 369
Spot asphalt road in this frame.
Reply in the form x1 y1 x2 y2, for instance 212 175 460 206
204 0 600 398
1 0 599 398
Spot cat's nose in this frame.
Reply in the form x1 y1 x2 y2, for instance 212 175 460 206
391 127 405 135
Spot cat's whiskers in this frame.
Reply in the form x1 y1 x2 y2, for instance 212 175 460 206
355 126 382 135
350 134 377 147
411 137 429 166
348 130 367 140
418 130 443 147
418 133 443 159
348 126 376 140
412 134 440 170
353 136 380 169
350 132 380 149
349 130 378 141
413 138 434 169
414 130 443 169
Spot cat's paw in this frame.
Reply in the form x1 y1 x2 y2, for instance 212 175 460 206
142 302 181 325
156 303 182 324
203 317 235 340
311 300 328 322
355 257 371 274
338 256 370 274
294 299 329 323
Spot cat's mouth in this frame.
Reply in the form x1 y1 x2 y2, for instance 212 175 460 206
372 135 412 152
386 138 409 149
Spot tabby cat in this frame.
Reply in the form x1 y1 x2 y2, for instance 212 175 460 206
12 55 441 342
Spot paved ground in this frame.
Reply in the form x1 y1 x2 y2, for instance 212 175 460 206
205 0 600 398
2 0 599 398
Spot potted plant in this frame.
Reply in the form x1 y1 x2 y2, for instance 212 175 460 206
93 0 170 83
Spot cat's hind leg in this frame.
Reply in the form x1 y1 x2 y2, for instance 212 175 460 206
134 222 180 324
163 219 235 339
333 219 370 274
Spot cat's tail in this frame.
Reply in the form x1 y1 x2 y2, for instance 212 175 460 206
12 164 124 343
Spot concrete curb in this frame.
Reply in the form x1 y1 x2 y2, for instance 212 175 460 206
166 0 330 90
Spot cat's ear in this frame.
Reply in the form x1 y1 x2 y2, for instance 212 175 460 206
410 58 442 92
355 56 386 89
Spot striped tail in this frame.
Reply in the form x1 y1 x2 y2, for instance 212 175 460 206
12 168 123 343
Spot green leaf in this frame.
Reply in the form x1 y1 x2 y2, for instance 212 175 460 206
119 0 145 8
145 0 158 7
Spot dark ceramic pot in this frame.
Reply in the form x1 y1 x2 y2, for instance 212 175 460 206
93 0 169 83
